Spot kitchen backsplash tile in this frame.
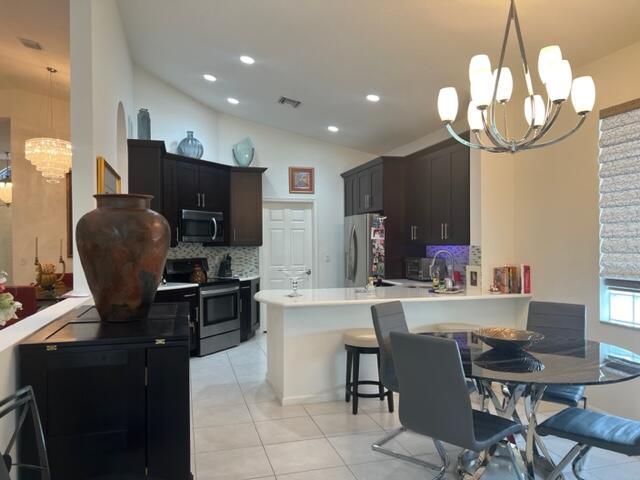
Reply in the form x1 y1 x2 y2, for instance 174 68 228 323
425 245 481 271
167 243 259 277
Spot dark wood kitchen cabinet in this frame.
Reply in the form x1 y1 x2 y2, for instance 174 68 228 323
341 157 406 278
128 140 266 247
230 168 266 246
345 160 385 215
18 303 191 480
240 277 260 342
155 286 199 355
405 138 470 247
128 140 164 212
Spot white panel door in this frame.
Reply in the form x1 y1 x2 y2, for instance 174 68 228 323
262 202 314 294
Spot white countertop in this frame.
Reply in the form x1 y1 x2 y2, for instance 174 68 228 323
238 275 260 282
157 282 199 291
255 286 532 307
383 278 433 287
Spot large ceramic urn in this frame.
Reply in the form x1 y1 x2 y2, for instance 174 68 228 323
76 194 170 322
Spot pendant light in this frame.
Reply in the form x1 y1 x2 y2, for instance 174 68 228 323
25 67 72 183
0 152 11 206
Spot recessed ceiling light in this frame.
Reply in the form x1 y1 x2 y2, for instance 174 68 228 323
366 94 380 102
327 125 339 133
227 97 240 105
240 55 255 65
203 73 217 82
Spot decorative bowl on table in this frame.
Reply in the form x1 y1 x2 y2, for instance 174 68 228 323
474 348 545 373
476 327 544 351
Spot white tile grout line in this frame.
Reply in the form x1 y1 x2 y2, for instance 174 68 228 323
190 334 632 480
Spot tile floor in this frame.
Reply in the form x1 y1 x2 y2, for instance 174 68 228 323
189 332 640 479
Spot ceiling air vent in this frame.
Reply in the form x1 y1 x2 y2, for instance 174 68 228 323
19 37 43 50
278 96 302 108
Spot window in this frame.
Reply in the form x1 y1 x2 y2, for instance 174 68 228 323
599 100 640 327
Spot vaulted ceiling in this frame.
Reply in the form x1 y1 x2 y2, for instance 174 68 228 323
117 0 640 153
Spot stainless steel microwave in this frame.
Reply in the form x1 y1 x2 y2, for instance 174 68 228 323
180 209 225 244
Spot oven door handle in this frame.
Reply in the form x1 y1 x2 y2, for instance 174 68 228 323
201 287 239 297
212 217 218 241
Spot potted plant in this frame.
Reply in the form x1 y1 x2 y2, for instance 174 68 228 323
0 271 22 327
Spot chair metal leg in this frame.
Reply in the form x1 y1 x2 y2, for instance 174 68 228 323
352 351 360 415
376 352 384 401
571 445 591 480
543 443 585 480
345 349 353 403
458 444 498 480
372 427 449 478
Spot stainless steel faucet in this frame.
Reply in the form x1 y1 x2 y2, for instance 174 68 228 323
430 250 455 285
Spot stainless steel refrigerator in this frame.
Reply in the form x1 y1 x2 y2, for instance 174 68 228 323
344 213 385 287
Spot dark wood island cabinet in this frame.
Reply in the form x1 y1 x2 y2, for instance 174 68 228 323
18 303 191 480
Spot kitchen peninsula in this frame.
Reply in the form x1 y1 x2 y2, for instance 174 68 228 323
255 286 532 405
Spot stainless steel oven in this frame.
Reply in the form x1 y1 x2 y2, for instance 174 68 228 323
180 209 225 244
199 282 240 340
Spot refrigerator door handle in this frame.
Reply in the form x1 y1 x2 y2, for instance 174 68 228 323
351 225 358 281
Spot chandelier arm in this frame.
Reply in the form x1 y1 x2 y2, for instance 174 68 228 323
525 115 588 150
518 102 563 148
473 131 507 153
481 109 511 149
511 0 535 96
488 102 515 148
445 124 505 153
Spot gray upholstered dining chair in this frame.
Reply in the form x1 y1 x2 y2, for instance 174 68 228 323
390 331 523 479
537 407 640 479
527 301 588 409
370 301 448 473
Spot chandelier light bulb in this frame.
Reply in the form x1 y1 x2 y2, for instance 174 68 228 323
437 87 459 122
493 67 513 103
571 76 596 114
470 70 494 108
524 95 546 127
467 101 485 131
469 54 492 83
538 45 563 84
546 59 572 103
0 182 11 206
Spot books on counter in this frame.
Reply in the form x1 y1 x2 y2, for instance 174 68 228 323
493 264 531 294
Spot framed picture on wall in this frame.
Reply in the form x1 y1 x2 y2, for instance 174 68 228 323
96 156 121 194
289 167 314 194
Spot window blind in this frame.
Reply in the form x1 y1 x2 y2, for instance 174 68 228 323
599 106 640 282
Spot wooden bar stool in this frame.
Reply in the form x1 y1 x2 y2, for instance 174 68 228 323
343 328 392 415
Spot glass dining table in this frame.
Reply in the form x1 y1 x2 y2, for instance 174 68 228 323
425 331 640 479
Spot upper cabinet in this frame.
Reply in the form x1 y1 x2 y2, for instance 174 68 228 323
230 168 266 246
342 159 386 215
128 140 266 247
405 140 470 246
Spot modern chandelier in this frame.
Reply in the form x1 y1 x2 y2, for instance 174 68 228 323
25 67 72 183
437 0 596 153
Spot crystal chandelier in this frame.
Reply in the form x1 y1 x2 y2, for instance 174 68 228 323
0 152 11 206
437 0 596 153
25 67 72 183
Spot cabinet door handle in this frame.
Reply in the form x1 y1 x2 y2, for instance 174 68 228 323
202 193 206 208
197 193 201 207
445 223 449 240
183 293 197 298
441 223 444 240
176 226 180 242
410 226 413 241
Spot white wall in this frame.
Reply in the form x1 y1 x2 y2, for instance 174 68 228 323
70 0 135 292
513 40 640 418
133 66 218 156
133 69 372 287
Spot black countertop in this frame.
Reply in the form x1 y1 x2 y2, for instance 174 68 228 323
19 302 190 348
